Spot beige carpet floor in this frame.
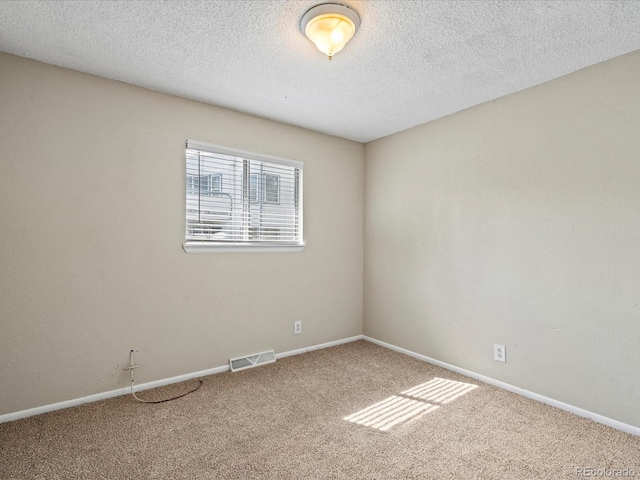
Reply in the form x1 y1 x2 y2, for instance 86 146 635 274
1 340 638 479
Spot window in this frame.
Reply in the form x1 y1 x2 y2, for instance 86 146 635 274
249 173 280 204
187 174 222 196
184 140 303 253
264 174 280 204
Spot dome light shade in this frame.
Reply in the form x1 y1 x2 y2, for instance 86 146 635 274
301 3 360 60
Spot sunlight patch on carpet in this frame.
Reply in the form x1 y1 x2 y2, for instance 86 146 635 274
344 377 478 432
401 378 478 404
343 395 439 431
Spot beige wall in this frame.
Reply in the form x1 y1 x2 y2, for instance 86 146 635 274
364 50 640 427
0 53 364 415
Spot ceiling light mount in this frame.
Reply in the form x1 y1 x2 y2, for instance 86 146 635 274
301 3 360 60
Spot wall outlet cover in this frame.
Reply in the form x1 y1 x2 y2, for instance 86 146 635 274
494 344 506 362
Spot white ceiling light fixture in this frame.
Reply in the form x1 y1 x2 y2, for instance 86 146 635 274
300 3 360 60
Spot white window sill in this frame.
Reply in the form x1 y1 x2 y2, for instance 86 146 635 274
183 242 305 254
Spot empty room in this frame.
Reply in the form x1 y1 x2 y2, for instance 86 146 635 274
1 1 639 478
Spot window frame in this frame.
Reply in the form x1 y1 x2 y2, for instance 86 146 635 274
183 140 304 254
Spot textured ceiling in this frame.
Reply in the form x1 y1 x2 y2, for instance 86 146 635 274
1 1 639 143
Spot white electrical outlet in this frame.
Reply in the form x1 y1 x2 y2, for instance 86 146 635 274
294 321 302 335
494 344 506 362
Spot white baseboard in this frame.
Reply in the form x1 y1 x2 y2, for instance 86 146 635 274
276 335 364 360
363 335 640 437
0 335 364 424
0 364 232 424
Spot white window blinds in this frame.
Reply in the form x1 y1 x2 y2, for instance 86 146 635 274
185 140 303 251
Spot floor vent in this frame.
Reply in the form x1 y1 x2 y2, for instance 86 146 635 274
229 350 276 372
